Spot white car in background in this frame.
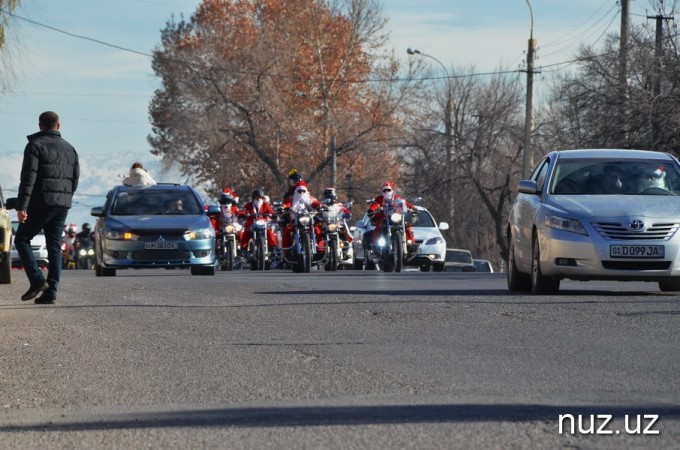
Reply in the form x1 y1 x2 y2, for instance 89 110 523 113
352 205 448 271
10 221 49 269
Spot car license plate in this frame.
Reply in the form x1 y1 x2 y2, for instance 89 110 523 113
144 241 179 250
610 245 664 258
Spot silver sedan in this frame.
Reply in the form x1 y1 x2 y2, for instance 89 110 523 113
507 149 680 294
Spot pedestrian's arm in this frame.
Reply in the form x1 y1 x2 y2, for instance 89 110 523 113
17 147 39 211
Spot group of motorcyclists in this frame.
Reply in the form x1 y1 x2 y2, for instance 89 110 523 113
60 222 96 270
60 167 418 272
208 169 418 272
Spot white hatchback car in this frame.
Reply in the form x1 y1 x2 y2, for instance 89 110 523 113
352 205 448 271
11 221 49 269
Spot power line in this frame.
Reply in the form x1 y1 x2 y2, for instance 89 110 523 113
3 6 672 85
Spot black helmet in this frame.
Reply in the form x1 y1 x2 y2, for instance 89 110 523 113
287 169 303 187
252 189 265 200
82 223 91 231
219 193 234 205
322 187 337 204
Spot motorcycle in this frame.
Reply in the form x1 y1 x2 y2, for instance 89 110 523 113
282 205 317 273
316 204 348 271
365 198 417 272
216 211 242 271
244 213 279 271
75 237 95 270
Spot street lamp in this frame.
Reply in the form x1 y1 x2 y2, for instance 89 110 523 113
522 0 537 179
407 48 454 227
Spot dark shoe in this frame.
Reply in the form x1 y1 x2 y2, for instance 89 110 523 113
21 282 49 301
34 293 56 305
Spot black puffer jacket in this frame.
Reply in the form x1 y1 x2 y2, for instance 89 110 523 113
17 130 80 211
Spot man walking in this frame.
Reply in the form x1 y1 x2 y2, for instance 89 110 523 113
15 111 79 304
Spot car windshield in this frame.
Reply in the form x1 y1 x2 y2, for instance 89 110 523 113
110 190 203 216
446 251 472 264
406 210 435 228
550 158 680 195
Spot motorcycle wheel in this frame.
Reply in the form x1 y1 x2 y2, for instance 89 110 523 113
325 239 338 272
223 241 234 271
301 232 312 273
392 233 403 273
256 234 266 271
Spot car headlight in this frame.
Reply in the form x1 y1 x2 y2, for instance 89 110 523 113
544 214 588 236
424 237 444 246
185 228 215 240
105 231 138 240
79 249 87 256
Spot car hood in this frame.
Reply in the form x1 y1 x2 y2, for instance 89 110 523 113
411 227 443 242
548 195 680 219
105 215 210 232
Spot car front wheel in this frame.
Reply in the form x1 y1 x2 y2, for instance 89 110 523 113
531 234 560 295
507 238 530 291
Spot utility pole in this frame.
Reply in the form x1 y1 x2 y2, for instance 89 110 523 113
619 0 630 147
521 0 536 179
647 13 673 148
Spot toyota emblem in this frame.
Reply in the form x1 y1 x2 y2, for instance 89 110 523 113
629 220 645 231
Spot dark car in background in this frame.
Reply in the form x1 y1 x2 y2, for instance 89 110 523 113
473 259 494 273
443 248 476 272
91 184 216 276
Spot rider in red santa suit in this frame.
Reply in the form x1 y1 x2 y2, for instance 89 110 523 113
281 180 323 252
366 180 415 246
239 189 278 252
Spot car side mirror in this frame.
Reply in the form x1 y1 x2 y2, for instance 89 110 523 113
518 180 539 195
91 206 104 217
5 197 17 210
206 205 220 215
438 222 449 231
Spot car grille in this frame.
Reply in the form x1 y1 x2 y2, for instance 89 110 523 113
602 261 671 270
131 251 190 261
592 222 679 241
137 234 185 241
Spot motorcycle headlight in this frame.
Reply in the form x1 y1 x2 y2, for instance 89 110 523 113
185 228 215 240
105 231 138 240
544 214 588 236
378 237 386 247
79 249 87 256
225 225 235 234
327 223 338 232
425 237 444 246
87 249 95 256
299 215 311 226
390 213 402 224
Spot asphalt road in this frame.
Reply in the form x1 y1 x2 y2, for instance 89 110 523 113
1 268 679 449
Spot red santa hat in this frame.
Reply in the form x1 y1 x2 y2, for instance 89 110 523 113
295 180 309 190
382 181 394 191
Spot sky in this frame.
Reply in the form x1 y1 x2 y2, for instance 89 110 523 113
0 0 658 228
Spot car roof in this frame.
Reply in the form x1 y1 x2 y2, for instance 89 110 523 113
115 183 187 192
551 149 673 161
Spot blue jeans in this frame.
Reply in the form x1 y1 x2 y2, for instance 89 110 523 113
15 208 68 298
